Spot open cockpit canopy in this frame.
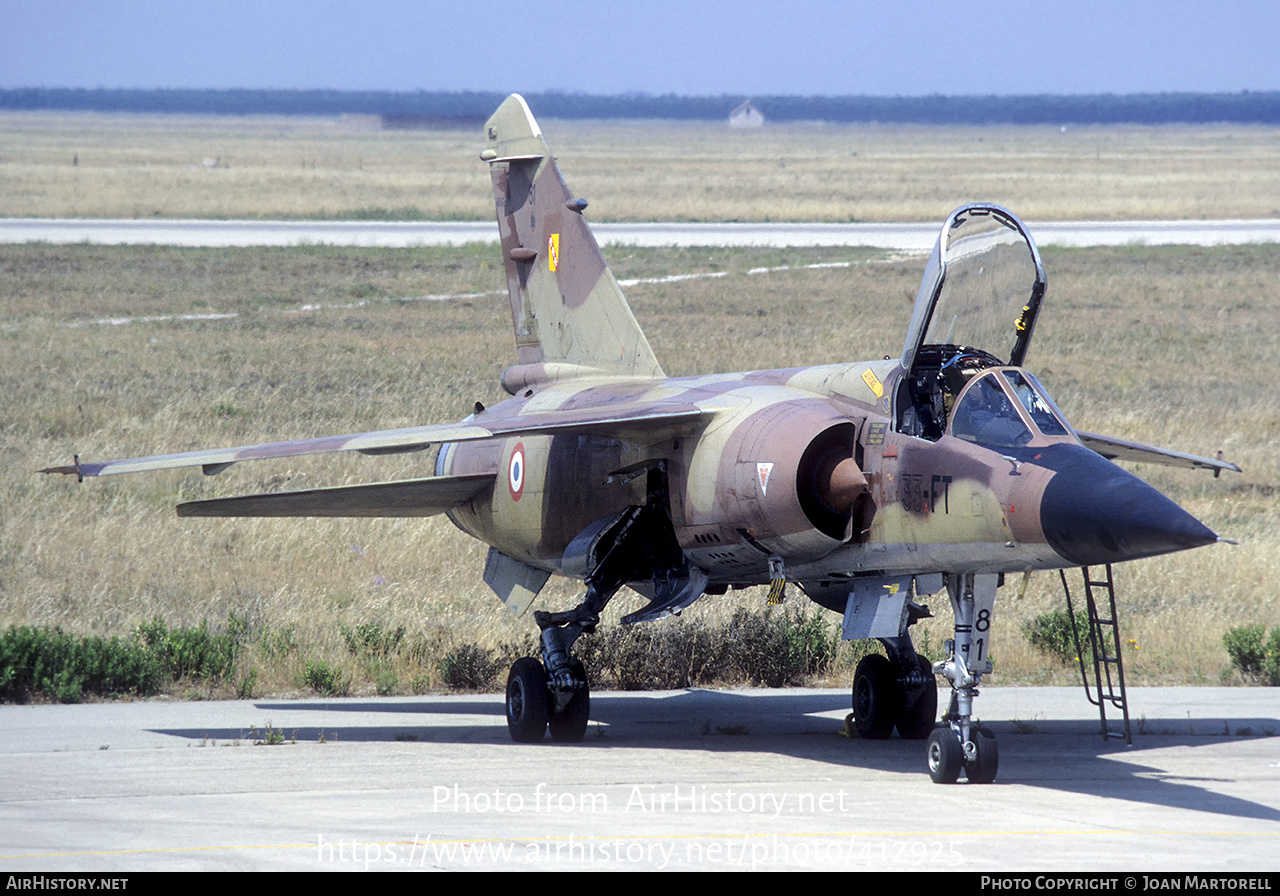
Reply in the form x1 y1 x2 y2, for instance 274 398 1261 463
897 205 1048 441
901 204 1046 375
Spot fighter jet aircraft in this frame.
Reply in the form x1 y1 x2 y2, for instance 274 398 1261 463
44 95 1238 784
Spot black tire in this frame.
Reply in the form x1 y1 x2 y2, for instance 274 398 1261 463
966 728 999 784
548 659 590 743
852 654 897 739
506 657 549 743
927 727 964 784
895 655 939 740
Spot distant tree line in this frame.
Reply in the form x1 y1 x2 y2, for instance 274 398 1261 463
4 87 1280 125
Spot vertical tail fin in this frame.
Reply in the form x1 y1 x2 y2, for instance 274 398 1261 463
482 95 664 393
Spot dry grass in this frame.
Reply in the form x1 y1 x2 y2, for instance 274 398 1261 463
3 240 1276 696
5 112 1280 221
3 108 1277 699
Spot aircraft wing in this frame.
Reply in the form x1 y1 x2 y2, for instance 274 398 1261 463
41 405 709 480
177 473 496 518
1077 431 1241 475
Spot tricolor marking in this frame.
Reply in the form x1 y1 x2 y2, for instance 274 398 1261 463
508 442 526 501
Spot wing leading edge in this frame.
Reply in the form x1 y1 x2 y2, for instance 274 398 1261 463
1077 431 1241 475
42 405 709 480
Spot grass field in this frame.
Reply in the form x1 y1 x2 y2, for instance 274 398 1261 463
2 110 1277 700
4 112 1280 221
3 238 1276 698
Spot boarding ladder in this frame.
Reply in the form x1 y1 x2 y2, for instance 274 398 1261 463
1060 564 1132 745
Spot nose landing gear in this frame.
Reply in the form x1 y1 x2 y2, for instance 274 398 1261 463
928 573 1000 784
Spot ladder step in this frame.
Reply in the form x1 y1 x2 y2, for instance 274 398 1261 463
1062 564 1132 746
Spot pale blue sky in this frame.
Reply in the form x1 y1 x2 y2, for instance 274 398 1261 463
3 1 1278 97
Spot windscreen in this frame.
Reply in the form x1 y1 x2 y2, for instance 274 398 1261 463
949 373 1033 448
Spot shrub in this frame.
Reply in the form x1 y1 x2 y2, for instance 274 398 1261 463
236 669 259 699
257 625 297 660
1022 609 1088 665
1223 624 1280 684
1223 624 1266 678
371 663 399 696
0 626 162 703
135 617 241 681
340 622 405 658
437 644 501 690
781 606 840 679
581 605 838 690
1268 629 1280 686
301 658 349 696
585 617 729 690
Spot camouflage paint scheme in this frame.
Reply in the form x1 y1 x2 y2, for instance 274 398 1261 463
45 95 1237 781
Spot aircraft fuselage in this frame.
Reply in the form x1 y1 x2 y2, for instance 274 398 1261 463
438 356 1215 605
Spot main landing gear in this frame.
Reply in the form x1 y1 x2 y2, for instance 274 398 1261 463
504 587 604 744
506 654 590 743
504 465 688 744
850 649 938 741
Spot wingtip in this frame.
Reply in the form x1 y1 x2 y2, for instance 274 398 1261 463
39 454 84 481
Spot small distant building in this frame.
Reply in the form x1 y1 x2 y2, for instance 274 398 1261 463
728 101 765 128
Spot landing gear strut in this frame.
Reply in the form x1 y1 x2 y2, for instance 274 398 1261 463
504 464 687 744
503 597 600 744
547 658 590 742
929 572 1000 784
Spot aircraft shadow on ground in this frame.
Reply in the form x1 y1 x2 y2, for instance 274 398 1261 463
149 689 1280 825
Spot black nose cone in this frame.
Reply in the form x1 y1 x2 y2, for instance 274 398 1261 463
1041 445 1219 567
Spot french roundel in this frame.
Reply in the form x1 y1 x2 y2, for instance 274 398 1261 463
508 443 525 501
